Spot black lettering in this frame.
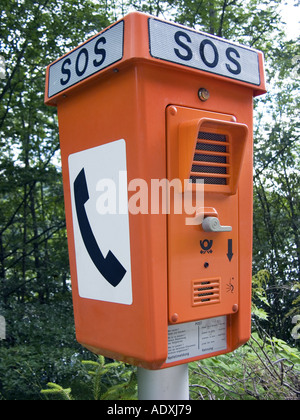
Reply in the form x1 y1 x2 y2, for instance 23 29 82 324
75 48 89 77
199 39 219 68
226 47 241 75
93 36 106 67
60 58 71 86
174 31 193 61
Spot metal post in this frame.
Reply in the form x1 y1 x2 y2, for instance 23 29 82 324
137 364 189 400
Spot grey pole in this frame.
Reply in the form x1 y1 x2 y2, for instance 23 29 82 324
137 364 189 400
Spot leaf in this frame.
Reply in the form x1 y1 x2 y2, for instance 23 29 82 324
41 383 72 400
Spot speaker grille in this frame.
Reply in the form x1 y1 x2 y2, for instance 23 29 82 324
192 279 220 306
190 132 230 185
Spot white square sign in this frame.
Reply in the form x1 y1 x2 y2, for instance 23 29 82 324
68 139 132 305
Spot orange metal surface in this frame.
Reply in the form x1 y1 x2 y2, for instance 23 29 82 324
45 12 266 369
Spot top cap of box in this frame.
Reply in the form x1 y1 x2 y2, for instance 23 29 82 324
45 12 266 105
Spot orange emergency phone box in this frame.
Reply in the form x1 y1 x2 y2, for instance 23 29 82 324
45 12 266 369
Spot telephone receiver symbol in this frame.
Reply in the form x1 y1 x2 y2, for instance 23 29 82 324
74 168 126 287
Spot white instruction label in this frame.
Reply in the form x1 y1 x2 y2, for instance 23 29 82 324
167 316 227 363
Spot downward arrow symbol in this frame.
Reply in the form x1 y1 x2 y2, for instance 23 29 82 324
227 239 233 262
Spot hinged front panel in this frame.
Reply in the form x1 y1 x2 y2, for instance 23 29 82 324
167 105 248 325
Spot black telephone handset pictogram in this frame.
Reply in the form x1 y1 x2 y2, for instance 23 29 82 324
74 168 126 287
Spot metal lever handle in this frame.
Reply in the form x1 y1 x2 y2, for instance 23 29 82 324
202 217 232 232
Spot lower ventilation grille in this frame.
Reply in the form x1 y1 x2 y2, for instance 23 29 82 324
192 278 220 306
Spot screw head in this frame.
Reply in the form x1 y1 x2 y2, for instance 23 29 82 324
198 88 210 102
169 105 177 116
171 313 179 323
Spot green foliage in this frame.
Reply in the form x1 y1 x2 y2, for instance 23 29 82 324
41 383 72 400
81 356 137 400
189 332 300 400
41 356 137 400
38 334 300 401
0 298 91 400
252 269 270 321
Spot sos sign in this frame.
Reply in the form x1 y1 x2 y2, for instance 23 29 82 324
47 20 124 98
149 18 260 86
48 16 260 99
